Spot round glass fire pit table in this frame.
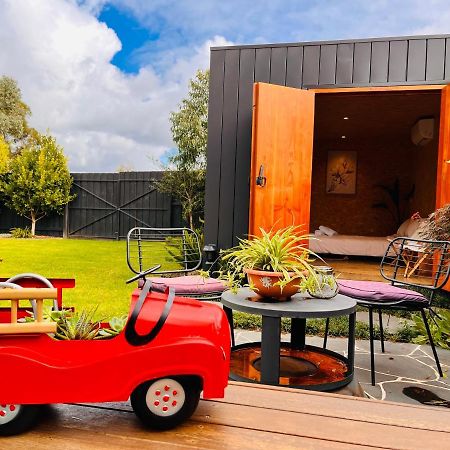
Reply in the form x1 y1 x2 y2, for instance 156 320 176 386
221 288 356 391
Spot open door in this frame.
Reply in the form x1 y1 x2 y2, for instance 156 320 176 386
436 84 450 291
436 84 450 209
249 83 315 237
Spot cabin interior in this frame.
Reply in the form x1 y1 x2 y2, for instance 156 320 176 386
310 90 441 238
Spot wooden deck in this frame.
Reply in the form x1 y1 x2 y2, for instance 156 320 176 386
321 256 384 282
7 381 450 449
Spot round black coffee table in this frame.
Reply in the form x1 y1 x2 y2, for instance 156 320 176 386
221 288 357 391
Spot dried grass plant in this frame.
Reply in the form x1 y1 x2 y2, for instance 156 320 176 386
420 203 450 241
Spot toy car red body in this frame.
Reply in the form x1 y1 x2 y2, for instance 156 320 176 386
0 275 231 435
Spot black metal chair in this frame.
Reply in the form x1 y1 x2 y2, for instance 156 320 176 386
324 237 450 386
126 227 235 345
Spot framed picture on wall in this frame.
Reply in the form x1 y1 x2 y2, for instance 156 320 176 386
326 151 357 194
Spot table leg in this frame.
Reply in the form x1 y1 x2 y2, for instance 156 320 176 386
291 318 306 350
261 316 281 385
347 312 356 372
223 306 235 348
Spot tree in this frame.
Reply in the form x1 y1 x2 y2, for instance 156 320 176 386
0 133 75 235
156 70 209 229
0 135 9 173
0 76 31 145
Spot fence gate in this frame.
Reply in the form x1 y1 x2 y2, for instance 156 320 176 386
67 172 180 239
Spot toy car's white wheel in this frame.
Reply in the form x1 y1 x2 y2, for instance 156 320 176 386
0 404 39 436
145 378 186 417
131 376 201 430
0 404 21 425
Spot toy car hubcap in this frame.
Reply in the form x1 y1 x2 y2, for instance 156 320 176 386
0 404 21 425
146 379 185 417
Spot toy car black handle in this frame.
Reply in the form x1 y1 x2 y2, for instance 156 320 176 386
125 279 175 346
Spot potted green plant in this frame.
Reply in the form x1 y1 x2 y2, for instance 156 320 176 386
218 226 334 301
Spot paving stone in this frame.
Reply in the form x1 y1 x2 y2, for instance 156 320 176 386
233 328 450 405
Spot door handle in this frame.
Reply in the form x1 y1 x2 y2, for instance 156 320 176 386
256 165 266 187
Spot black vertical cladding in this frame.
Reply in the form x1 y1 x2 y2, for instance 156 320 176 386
319 45 337 85
426 38 446 81
370 41 389 83
255 47 271 82
270 47 287 86
302 46 320 86
388 41 407 82
445 38 450 80
407 40 427 81
233 48 256 245
217 49 240 250
206 34 450 249
336 43 354 85
286 46 303 88
353 42 371 84
204 50 225 248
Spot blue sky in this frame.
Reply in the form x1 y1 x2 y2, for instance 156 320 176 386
0 0 449 171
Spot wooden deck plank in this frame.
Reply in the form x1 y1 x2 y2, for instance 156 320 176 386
8 404 362 450
195 401 450 449
221 382 450 432
4 382 450 449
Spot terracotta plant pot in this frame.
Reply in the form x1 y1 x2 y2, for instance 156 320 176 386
244 268 300 301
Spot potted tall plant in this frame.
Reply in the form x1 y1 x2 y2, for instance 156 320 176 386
218 226 335 301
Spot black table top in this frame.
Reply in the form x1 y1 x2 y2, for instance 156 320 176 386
221 288 356 318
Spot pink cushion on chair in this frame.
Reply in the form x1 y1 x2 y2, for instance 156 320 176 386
148 275 226 294
338 280 428 303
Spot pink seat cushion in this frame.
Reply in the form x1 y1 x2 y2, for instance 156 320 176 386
338 280 428 303
148 275 226 294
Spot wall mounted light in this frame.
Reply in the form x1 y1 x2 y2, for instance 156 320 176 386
343 116 349 120
341 135 346 139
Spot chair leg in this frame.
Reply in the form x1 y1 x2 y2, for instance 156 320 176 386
323 318 329 349
421 309 443 377
368 307 376 386
378 308 385 353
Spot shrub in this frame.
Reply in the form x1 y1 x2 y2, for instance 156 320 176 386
10 227 32 238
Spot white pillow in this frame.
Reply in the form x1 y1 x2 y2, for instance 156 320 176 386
406 219 422 237
319 225 338 236
314 230 325 236
396 219 411 236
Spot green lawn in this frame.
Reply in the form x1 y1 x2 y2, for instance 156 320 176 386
0 238 168 319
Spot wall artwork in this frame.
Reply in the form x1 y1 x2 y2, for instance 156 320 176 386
326 151 357 194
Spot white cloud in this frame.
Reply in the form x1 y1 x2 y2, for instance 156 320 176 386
0 0 230 172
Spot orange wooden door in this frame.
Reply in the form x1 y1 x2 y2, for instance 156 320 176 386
436 85 450 291
249 82 315 237
436 84 450 209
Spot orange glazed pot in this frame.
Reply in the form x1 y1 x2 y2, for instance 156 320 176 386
244 268 301 301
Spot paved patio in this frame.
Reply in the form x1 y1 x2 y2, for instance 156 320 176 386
235 329 450 406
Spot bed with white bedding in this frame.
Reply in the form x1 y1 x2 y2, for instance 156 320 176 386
309 218 423 257
309 234 390 257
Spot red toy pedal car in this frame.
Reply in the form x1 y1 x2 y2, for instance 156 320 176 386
0 272 231 436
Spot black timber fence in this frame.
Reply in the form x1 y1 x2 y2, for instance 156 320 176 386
0 172 183 239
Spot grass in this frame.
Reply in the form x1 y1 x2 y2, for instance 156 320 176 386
0 237 169 320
